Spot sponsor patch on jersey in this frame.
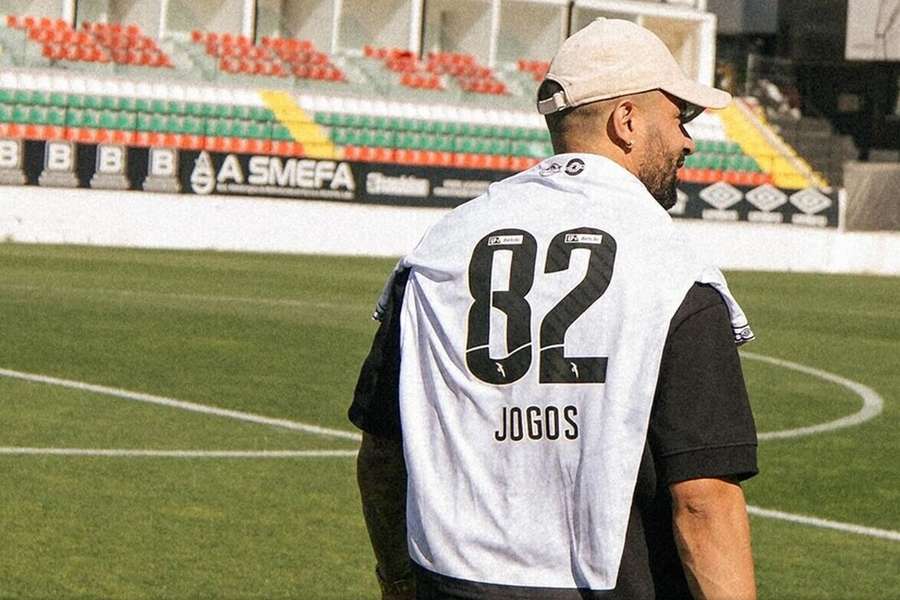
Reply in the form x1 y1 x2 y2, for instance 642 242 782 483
564 233 603 245
488 235 524 246
538 162 562 177
564 158 585 176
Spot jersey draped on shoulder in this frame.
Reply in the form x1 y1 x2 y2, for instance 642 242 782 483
397 154 746 591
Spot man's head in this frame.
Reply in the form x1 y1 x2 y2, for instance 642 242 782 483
537 18 732 208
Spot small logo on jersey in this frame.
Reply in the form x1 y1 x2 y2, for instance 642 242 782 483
564 233 603 245
496 363 506 379
539 162 562 177
733 325 756 345
564 158 585 176
488 235 524 246
570 363 580 379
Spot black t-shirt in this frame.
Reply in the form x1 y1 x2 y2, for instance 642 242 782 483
350 277 758 599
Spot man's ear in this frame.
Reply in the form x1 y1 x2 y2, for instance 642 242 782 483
608 99 637 151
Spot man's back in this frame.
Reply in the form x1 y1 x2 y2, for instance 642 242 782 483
398 154 710 590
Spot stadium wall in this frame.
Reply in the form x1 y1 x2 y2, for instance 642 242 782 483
1 185 897 275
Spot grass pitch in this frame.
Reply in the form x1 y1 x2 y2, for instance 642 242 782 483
0 243 896 599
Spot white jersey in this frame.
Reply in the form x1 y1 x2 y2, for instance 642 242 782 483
398 153 748 590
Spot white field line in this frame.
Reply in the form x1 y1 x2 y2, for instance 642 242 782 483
0 447 357 458
0 368 362 442
741 352 884 440
0 282 368 312
747 505 900 542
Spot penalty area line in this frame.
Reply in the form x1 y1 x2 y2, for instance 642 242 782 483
747 505 900 543
0 447 358 459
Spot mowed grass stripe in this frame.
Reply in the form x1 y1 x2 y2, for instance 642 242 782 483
0 282 373 313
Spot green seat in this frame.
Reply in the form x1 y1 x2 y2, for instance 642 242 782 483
245 120 266 139
386 117 402 131
183 117 204 135
213 104 233 119
372 115 388 130
707 154 725 170
232 105 251 121
47 107 66 126
117 97 136 112
508 127 527 140
99 110 118 129
83 95 102 110
49 92 67 108
356 129 374 146
167 101 186 115
249 106 271 122
165 115 186 134
272 123 292 141
11 105 29 124
395 132 415 149
135 98 151 113
81 110 100 129
150 113 168 133
339 114 360 129
27 107 48 124
488 138 510 155
13 90 33 105
119 112 137 129
209 119 231 137
0 104 11 122
186 102 205 117
150 99 167 114
229 119 249 138
372 130 394 147
255 121 273 139
65 108 83 127
136 113 153 131
0 89 12 103
330 127 347 145
455 137 476 153
99 96 117 111
357 115 374 129
433 136 453 152
313 112 331 126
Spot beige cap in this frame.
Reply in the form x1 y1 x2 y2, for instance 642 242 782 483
537 18 731 121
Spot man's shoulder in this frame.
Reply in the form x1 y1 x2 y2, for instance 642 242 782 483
670 283 728 332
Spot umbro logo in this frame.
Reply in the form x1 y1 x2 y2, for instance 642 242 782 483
564 158 585 176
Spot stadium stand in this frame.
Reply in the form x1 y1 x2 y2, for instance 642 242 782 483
0 12 831 188
6 15 172 69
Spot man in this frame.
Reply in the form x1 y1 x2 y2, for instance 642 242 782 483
350 18 758 600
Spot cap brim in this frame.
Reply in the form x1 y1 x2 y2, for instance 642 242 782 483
661 78 732 121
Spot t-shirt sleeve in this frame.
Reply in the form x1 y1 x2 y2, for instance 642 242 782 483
649 283 758 486
347 268 409 440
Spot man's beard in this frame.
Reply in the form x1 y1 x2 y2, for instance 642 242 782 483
637 133 681 210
